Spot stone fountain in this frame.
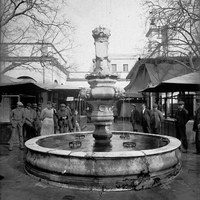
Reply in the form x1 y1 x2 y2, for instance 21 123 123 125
80 26 124 145
25 27 181 191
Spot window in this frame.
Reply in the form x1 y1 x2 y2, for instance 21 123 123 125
111 64 117 72
123 64 128 72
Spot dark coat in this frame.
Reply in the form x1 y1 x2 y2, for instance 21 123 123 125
175 108 189 126
150 109 163 129
193 107 200 131
141 109 151 128
130 109 140 124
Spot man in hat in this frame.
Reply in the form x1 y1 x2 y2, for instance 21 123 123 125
175 100 189 153
57 103 71 133
52 102 58 134
141 103 151 133
32 103 42 136
24 103 36 140
193 99 200 154
150 103 164 134
9 101 25 150
113 106 118 123
130 103 141 132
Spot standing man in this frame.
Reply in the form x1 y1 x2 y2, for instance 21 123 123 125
113 106 118 123
9 101 25 150
130 104 140 132
175 101 189 153
193 99 200 155
24 103 36 140
34 104 42 136
52 103 58 134
66 104 73 132
72 109 81 132
57 103 70 133
141 104 151 133
150 103 164 134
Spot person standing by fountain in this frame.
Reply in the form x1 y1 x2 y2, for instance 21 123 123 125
40 101 54 135
141 103 151 133
113 106 118 123
193 99 200 155
34 104 42 136
150 103 164 134
72 109 81 132
175 101 189 153
52 103 58 134
66 104 73 132
9 101 25 150
130 104 140 132
57 103 70 133
24 103 37 140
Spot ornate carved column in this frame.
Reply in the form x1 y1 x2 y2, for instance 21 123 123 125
80 26 124 144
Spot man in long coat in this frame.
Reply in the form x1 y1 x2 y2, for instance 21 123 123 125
193 99 200 155
150 103 164 134
141 104 151 133
9 101 25 150
175 101 189 153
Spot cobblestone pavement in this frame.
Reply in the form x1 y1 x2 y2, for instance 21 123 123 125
0 121 200 200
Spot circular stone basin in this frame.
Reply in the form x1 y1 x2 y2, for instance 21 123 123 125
25 131 181 191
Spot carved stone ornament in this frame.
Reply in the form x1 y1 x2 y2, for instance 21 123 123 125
92 26 111 42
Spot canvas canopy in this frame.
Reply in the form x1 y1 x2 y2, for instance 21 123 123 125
125 60 192 96
141 71 200 93
0 75 48 93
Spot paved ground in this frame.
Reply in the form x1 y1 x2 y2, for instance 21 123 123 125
0 121 200 200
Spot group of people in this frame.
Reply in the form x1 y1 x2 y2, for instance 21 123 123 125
8 101 81 151
130 103 164 134
130 100 200 155
8 99 200 155
9 101 42 151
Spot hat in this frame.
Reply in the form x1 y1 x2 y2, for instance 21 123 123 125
17 101 23 106
196 98 200 103
32 103 37 107
131 103 136 107
27 103 32 107
60 103 66 107
47 101 52 105
178 101 184 105
153 103 158 108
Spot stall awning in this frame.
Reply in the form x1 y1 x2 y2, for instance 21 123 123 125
125 61 191 96
0 75 48 93
141 72 200 92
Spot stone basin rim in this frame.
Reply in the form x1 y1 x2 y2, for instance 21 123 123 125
25 131 181 157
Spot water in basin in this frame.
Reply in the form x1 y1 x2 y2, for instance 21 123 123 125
37 132 169 152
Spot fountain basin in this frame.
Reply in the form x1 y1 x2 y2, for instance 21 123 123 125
25 131 181 191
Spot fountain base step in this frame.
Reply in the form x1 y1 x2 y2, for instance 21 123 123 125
25 132 182 191
25 161 181 191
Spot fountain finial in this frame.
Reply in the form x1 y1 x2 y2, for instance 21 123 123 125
88 26 113 76
92 26 111 43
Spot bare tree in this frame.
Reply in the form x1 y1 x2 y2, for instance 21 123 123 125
143 0 200 71
0 0 75 75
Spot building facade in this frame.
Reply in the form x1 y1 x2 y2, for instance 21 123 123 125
0 43 68 85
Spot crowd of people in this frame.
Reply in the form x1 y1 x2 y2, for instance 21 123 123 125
130 103 164 134
130 100 200 155
8 101 81 151
8 99 200 155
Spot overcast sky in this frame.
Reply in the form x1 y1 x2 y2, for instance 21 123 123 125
65 0 148 71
